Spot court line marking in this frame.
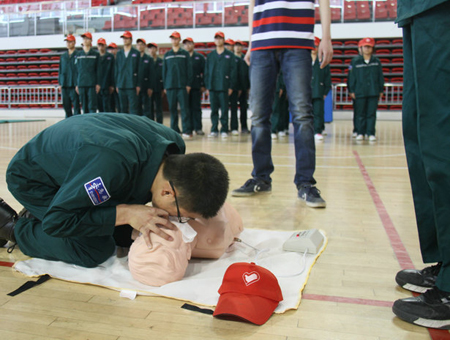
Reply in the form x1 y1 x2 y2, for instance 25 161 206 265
303 293 393 307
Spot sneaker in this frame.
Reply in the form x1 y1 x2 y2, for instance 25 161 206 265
352 132 358 138
314 133 323 141
392 286 450 329
231 130 239 136
208 132 218 138
231 179 272 197
322 130 328 136
298 185 326 208
221 132 229 138
395 263 441 293
271 133 278 140
278 131 286 137
182 133 193 140
196 130 205 136
356 134 364 141
369 135 377 142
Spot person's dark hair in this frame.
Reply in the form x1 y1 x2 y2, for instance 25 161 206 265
163 153 229 218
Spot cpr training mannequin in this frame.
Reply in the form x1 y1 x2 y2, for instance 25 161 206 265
128 202 243 286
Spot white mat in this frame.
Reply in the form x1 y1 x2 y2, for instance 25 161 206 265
14 229 327 313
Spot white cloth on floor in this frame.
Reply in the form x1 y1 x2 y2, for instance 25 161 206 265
13 229 327 313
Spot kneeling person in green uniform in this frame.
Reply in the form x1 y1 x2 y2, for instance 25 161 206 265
0 113 229 267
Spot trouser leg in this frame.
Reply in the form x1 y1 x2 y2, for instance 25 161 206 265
209 91 219 133
313 98 325 134
219 91 229 133
229 91 239 131
178 88 191 134
166 89 180 133
365 96 379 136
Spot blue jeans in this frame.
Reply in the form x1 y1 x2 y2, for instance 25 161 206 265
250 49 316 187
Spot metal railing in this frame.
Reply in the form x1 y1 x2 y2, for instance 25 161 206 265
0 85 61 108
333 83 403 109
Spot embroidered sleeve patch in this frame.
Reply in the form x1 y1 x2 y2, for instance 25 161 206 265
84 177 111 206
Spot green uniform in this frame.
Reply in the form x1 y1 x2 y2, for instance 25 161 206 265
348 54 384 136
59 50 80 117
115 47 140 114
137 53 153 117
271 72 289 134
229 55 242 132
163 48 193 134
150 56 164 123
204 49 238 133
397 0 450 290
238 54 250 132
76 48 100 114
311 58 331 134
97 52 115 113
188 51 205 132
6 113 185 268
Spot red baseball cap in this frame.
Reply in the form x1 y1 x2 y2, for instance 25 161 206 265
81 32 92 40
97 38 106 45
121 31 133 39
64 34 76 42
361 37 375 47
213 262 283 325
136 38 146 45
183 37 194 44
170 31 181 39
225 39 235 45
314 36 321 47
147 42 158 48
234 40 245 46
215 31 225 39
108 42 117 49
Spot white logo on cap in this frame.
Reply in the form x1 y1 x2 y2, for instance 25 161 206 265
242 271 260 286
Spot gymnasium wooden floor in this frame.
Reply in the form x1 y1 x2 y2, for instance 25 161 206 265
0 116 445 339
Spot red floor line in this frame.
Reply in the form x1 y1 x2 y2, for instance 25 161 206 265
303 293 393 307
353 150 414 270
353 151 450 340
0 261 14 267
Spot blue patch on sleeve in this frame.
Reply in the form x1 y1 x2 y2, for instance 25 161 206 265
84 177 111 206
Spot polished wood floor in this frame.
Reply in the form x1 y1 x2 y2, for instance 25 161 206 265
0 116 440 339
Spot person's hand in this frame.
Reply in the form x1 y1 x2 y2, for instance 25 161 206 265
238 90 242 97
205 89 209 96
323 94 327 100
95 85 101 94
279 89 283 97
116 87 119 94
244 50 251 66
350 92 355 100
109 86 114 94
164 89 167 95
200 86 206 93
116 204 176 248
379 93 384 101
75 86 79 95
318 38 333 69
228 89 233 96
186 86 191 94
136 86 141 96
148 89 153 97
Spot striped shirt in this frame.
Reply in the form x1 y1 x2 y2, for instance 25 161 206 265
251 0 315 51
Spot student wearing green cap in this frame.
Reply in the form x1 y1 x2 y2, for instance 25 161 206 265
59 34 80 117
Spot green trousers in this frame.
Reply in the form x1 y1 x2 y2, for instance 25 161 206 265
188 88 203 132
230 90 249 131
97 88 112 113
166 88 191 134
271 91 289 133
78 86 98 114
312 98 325 134
119 88 138 114
137 91 150 117
209 90 229 133
149 91 163 123
238 90 249 131
402 2 450 291
61 87 80 118
354 96 378 136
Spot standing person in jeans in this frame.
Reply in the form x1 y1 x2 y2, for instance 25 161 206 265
58 34 80 118
148 42 164 123
231 0 333 208
391 0 450 329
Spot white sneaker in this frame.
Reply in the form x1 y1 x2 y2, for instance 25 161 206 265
352 132 358 138
278 131 286 137
369 135 377 141
271 133 278 139
208 132 218 138
182 133 193 140
314 133 324 141
322 130 328 136
221 132 229 138
231 130 239 136
356 134 364 141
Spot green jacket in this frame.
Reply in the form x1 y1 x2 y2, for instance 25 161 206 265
311 59 331 99
6 113 185 238
163 48 193 90
97 52 115 89
237 54 250 91
348 55 384 98
115 47 140 89
138 53 153 91
152 56 163 92
396 0 448 26
204 49 238 92
189 51 205 89
59 50 78 88
75 48 99 87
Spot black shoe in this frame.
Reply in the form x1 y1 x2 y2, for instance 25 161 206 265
0 198 17 244
392 286 450 329
298 184 326 208
231 179 272 197
396 263 441 293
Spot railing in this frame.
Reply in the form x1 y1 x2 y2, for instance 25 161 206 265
333 83 403 110
0 85 61 108
0 0 395 39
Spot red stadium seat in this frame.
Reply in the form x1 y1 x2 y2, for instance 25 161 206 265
392 48 403 55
